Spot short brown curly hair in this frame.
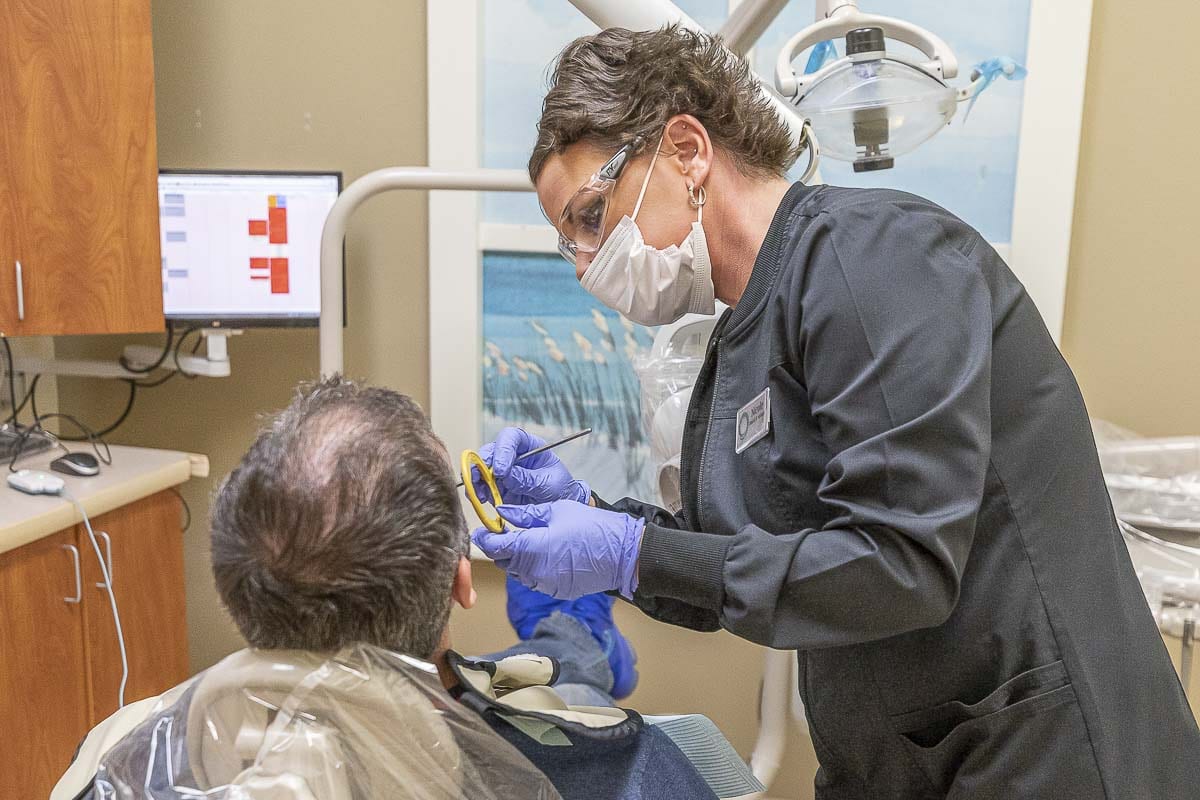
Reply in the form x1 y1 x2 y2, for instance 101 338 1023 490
529 25 799 183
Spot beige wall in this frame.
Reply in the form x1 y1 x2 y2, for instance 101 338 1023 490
55 0 431 668
1061 0 1200 435
2 337 56 419
42 0 1197 798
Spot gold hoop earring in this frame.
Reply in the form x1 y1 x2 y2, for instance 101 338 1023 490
687 183 706 208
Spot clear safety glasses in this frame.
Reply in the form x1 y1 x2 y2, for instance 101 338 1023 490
555 142 636 265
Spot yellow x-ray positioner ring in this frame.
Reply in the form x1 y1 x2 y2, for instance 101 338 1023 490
461 450 505 532
458 430 592 533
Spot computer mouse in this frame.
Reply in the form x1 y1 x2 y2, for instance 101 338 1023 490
50 451 101 477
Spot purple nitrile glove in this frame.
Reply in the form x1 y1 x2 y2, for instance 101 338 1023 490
471 499 643 600
471 427 590 506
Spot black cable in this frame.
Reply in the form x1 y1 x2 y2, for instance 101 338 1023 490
138 330 204 388
32 413 114 464
119 322 175 374
11 374 38 422
31 378 138 441
11 387 116 470
169 486 192 532
14 325 185 449
7 427 68 473
135 370 178 389
173 327 203 378
2 337 17 427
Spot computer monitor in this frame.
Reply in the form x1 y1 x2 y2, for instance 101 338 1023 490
158 170 342 327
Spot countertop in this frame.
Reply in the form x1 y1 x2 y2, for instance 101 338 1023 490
1 444 208 555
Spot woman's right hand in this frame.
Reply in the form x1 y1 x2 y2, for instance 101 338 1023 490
472 427 591 506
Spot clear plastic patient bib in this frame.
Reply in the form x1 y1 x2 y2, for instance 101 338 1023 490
89 644 561 799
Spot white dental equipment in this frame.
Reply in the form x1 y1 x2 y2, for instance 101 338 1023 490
1093 424 1200 696
775 0 1020 172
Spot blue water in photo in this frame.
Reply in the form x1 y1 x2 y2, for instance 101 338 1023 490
482 252 657 501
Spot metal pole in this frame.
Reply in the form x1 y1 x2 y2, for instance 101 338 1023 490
318 167 532 377
1183 617 1195 697
751 648 793 788
718 0 791 56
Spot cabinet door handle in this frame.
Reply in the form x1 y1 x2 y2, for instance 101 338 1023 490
94 530 113 588
15 260 24 321
62 544 82 604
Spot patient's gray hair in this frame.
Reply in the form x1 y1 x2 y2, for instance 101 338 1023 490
211 376 467 658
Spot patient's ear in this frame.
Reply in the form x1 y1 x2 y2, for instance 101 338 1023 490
452 556 476 610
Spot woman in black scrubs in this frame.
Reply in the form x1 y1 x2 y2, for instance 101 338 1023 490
471 25 1200 798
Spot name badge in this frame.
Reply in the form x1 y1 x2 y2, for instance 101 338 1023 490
735 388 771 454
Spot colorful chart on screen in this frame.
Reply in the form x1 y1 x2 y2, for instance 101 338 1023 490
158 172 339 326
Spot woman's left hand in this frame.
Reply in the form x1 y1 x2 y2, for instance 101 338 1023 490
472 427 591 506
471 500 643 600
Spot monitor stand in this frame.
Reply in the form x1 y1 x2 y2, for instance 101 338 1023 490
7 331 239 383
121 329 242 378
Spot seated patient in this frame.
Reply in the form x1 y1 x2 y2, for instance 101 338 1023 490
54 378 754 800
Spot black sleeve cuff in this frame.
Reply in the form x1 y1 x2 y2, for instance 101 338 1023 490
637 522 730 611
600 495 685 530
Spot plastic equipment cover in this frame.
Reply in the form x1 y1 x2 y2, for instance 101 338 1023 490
90 644 562 800
1094 419 1200 533
1094 420 1200 636
634 314 717 512
798 58 956 167
1120 517 1200 635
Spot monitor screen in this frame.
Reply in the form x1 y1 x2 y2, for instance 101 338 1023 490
158 170 341 327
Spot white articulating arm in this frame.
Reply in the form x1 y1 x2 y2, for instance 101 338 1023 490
318 167 532 377
776 1 959 99
568 0 808 147
718 0 791 56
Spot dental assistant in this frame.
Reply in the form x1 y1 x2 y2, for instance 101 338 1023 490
471 26 1200 798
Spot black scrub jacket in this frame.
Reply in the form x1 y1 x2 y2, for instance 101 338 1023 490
602 183 1200 798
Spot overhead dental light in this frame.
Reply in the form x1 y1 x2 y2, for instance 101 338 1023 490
775 0 1021 172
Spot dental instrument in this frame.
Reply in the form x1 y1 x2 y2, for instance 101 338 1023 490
459 428 592 532
455 427 593 489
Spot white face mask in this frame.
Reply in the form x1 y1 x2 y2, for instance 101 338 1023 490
579 137 716 327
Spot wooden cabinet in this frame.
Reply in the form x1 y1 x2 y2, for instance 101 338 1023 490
0 491 187 799
0 529 91 800
0 0 163 336
81 491 190 723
